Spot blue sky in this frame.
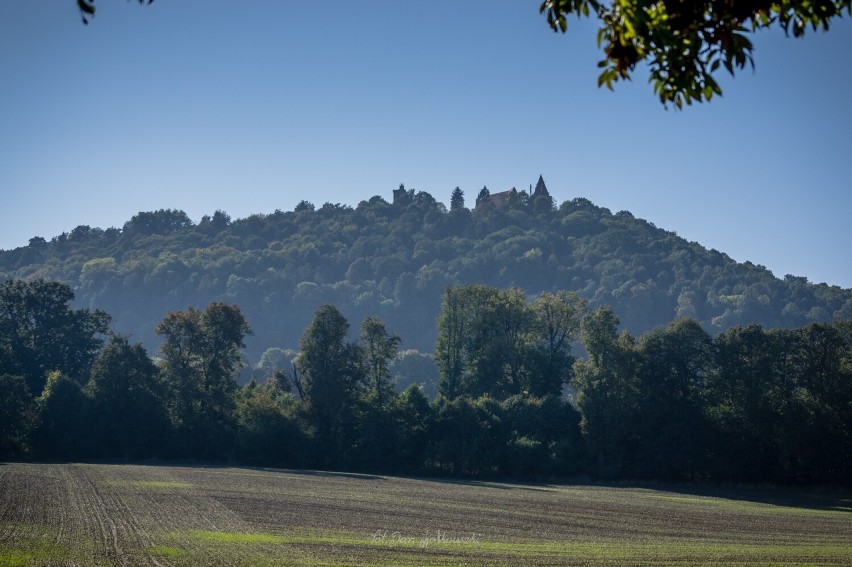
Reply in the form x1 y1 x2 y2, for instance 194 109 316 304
2 1 850 287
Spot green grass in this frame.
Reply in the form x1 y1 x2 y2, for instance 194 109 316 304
0 534 93 567
0 549 49 567
147 544 183 557
1 462 849 566
184 530 287 544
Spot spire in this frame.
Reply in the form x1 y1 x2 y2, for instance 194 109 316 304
533 175 549 197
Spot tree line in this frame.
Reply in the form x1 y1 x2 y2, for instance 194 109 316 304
1 279 850 484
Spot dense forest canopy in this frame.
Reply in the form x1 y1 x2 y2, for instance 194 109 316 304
1 279 849 484
2 185 849 367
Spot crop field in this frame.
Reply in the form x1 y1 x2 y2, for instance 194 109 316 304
0 463 850 566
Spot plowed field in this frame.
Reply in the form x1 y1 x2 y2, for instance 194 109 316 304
0 462 849 566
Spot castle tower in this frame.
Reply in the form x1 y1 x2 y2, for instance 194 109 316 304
532 175 549 198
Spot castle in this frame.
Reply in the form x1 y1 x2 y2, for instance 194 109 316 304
392 176 550 209
475 175 550 209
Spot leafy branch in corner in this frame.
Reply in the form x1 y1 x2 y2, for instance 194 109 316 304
77 0 154 25
539 1 852 107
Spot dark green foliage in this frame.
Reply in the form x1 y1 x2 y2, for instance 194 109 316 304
235 379 305 466
86 336 169 459
708 322 852 484
450 187 465 211
395 385 433 473
430 396 502 476
2 193 849 366
502 394 584 476
33 372 92 459
0 271 849 485
360 317 400 405
0 374 34 458
436 285 585 400
572 307 641 478
349 317 403 472
477 186 490 203
0 279 110 395
156 302 253 459
296 304 364 467
632 319 716 480
571 309 852 484
123 209 194 237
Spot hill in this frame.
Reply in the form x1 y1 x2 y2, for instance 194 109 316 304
1 184 850 362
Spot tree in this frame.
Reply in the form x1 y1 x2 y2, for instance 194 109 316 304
395 385 433 472
530 291 587 396
430 396 505 476
0 279 111 395
437 285 584 399
435 287 472 400
34 371 92 459
86 335 168 459
540 0 852 107
782 322 852 483
475 287 533 398
572 306 640 477
450 187 465 211
235 379 303 466
156 302 252 458
0 375 34 458
296 304 364 465
350 317 403 472
476 186 490 207
359 317 401 405
633 318 715 479
122 209 193 237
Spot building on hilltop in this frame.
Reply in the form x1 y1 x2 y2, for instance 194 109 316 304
533 174 549 199
475 175 549 210
393 184 414 206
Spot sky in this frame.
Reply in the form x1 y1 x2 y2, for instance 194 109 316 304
1 1 851 288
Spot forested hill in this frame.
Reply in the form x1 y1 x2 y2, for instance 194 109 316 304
2 189 850 361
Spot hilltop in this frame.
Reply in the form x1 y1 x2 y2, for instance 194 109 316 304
1 182 850 362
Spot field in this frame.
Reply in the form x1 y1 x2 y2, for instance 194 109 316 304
0 463 850 566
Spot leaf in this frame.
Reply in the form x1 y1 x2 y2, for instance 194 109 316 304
77 0 95 16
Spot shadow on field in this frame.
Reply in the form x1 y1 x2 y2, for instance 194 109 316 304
84 459 389 483
602 482 852 514
426 477 555 493
264 468 385 481
383 472 852 513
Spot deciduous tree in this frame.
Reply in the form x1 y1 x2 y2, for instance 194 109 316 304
0 279 110 395
86 335 168 459
296 304 363 464
360 316 400 406
156 302 252 458
530 291 587 396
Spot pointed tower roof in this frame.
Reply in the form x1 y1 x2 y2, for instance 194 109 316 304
533 175 549 197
